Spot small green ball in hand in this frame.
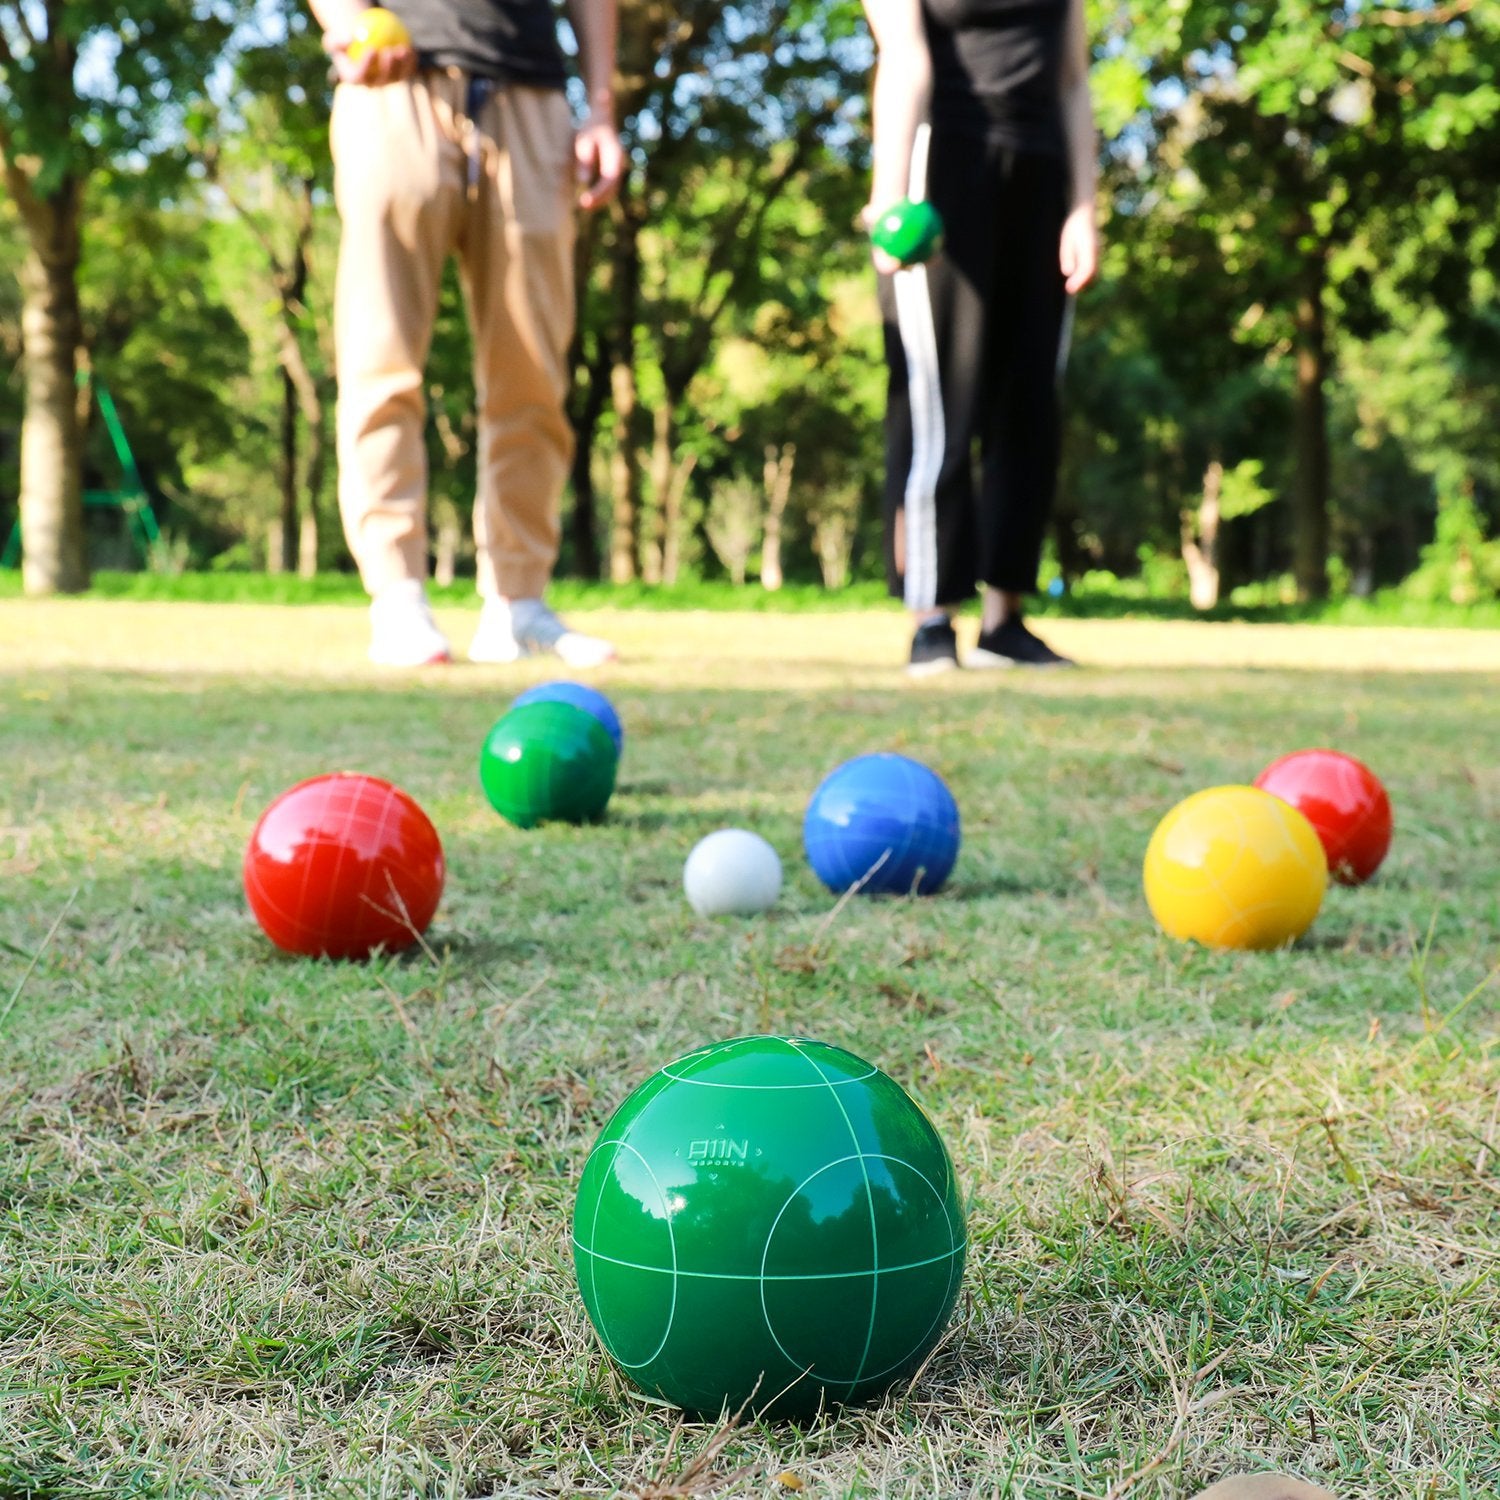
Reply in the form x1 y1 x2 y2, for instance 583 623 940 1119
870 198 946 267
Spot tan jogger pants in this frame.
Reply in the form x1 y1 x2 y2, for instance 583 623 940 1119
331 73 576 600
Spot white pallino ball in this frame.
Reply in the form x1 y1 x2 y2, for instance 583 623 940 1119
683 829 782 917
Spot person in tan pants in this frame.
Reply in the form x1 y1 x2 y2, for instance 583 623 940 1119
310 0 623 667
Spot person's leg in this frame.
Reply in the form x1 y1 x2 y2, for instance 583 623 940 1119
881 121 996 672
879 278 962 674
459 85 613 665
969 149 1073 667
333 74 464 663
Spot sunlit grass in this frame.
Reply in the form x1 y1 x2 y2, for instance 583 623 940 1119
0 603 1496 1497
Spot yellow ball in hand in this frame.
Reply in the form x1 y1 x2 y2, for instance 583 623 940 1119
1143 785 1327 950
347 7 411 61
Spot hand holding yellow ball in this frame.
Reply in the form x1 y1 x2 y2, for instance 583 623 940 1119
328 7 414 87
345 7 411 62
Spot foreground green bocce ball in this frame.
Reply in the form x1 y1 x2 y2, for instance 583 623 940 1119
478 700 617 828
572 1035 966 1418
869 198 946 267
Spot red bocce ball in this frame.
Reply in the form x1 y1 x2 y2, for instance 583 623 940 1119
1254 749 1393 886
244 773 446 958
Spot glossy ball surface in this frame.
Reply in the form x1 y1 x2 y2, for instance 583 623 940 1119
870 198 946 267
346 6 411 59
1254 748 1393 885
804 753 960 896
1144 785 1327 950
244 773 444 959
684 829 782 917
479 700 617 828
511 680 624 756
573 1035 966 1418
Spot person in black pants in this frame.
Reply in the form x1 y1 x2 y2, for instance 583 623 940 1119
863 0 1099 673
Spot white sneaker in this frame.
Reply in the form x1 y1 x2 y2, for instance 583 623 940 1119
368 580 452 667
469 598 617 667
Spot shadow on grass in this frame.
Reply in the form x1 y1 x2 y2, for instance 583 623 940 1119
607 807 709 834
946 870 1085 902
432 932 547 971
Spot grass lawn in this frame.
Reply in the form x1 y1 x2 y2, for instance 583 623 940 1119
1 600 1497 1498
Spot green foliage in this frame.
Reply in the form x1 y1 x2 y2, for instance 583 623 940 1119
1218 458 1273 522
2 0 1498 597
0 3 236 189
1404 487 1500 606
79 178 253 556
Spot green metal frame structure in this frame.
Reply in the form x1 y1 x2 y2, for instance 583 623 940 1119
2 375 162 569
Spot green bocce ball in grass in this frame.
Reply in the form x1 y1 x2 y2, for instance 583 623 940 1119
573 1035 967 1418
478 700 617 828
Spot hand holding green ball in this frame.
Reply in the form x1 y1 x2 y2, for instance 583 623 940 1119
869 198 946 268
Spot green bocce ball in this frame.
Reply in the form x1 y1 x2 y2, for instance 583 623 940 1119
869 198 946 267
572 1035 967 1418
478 700 617 828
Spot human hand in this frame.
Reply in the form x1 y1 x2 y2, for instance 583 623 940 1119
575 117 625 211
1060 202 1099 293
861 203 903 276
322 26 417 88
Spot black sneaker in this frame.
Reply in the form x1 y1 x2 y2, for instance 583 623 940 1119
907 616 959 677
968 616 1075 669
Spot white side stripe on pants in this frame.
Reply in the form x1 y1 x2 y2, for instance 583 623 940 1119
893 122 944 612
1055 294 1076 386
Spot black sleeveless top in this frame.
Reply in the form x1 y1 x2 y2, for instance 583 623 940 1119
923 0 1068 152
389 0 567 89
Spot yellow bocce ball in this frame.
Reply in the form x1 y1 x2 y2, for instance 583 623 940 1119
1143 785 1328 950
347 7 411 61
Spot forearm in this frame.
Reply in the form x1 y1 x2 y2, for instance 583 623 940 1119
308 0 370 35
1061 74 1097 210
1058 0 1096 211
565 0 618 122
869 45 933 208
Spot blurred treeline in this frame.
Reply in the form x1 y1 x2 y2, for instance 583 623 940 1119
1 0 1497 605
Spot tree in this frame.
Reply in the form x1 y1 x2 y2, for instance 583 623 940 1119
1131 0 1500 599
192 4 338 576
574 0 870 581
77 175 252 564
0 2 234 593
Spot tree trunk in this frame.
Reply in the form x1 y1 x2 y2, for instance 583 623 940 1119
566 210 606 580
642 402 677 585
568 359 607 579
1051 494 1089 582
434 506 461 586
1182 458 1223 611
275 180 327 578
274 367 298 573
759 442 796 591
609 356 641 584
298 406 328 580
812 487 861 589
298 508 319 580
662 449 697 584
607 213 643 584
1292 243 1331 601
16 189 89 595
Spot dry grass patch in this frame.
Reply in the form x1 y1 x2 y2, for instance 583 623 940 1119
0 604 1497 1496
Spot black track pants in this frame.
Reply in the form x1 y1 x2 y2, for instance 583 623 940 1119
880 129 1071 609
